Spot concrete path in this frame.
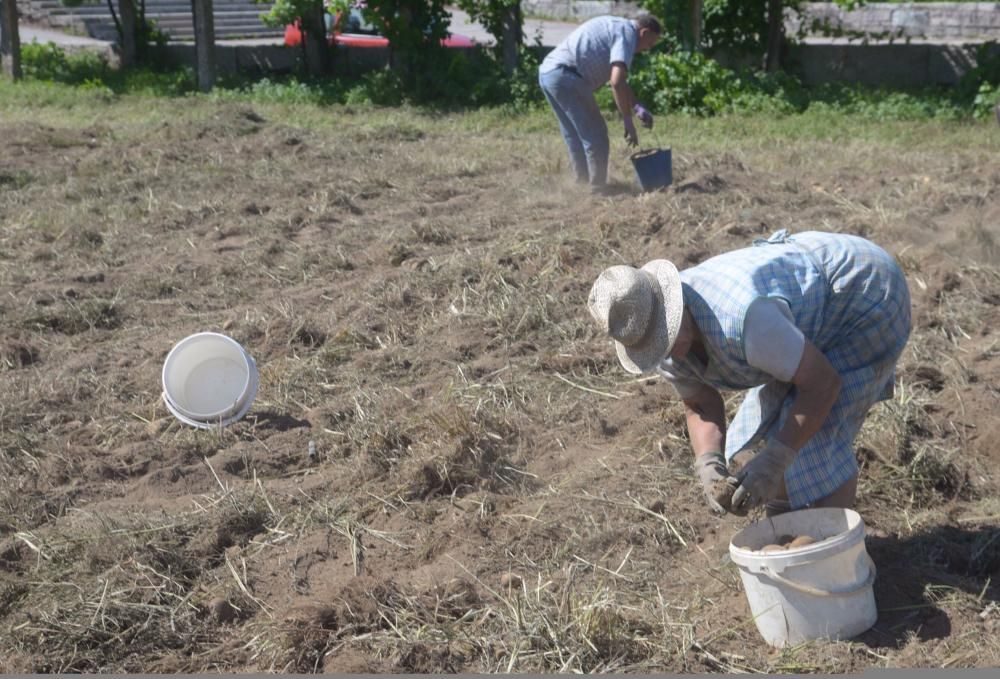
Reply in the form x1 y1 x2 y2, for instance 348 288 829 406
446 8 578 47
19 22 112 47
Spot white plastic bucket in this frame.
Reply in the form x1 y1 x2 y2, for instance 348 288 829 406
161 332 258 429
729 507 877 647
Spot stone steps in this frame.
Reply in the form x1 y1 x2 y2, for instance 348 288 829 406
20 0 283 41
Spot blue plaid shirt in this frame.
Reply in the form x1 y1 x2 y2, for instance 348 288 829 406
660 230 911 507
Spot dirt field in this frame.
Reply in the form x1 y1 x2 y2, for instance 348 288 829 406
1 99 999 672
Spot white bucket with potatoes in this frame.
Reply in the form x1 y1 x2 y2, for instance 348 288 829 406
729 507 877 647
161 332 258 429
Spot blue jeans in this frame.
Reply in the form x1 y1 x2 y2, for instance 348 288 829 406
538 66 609 186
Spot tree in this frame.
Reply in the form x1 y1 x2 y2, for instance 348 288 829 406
191 0 216 90
689 0 701 50
1 0 22 80
61 0 163 67
764 0 782 71
362 0 449 83
455 0 522 74
260 0 330 76
640 0 800 64
119 0 137 66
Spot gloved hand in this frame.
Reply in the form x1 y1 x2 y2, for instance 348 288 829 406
633 103 653 129
623 116 638 147
694 451 739 514
731 439 798 514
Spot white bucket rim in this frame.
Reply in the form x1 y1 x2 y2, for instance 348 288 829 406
161 332 254 421
161 354 259 429
729 507 866 573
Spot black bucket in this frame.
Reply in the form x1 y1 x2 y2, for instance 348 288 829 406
631 148 672 192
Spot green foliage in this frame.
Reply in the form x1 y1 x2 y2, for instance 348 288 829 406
20 41 111 84
259 0 335 62
345 69 406 106
505 46 544 111
215 76 343 105
623 48 971 120
970 82 1000 120
455 0 523 61
20 41 194 96
955 42 1000 119
11 42 994 122
639 0 803 53
629 50 745 115
456 0 519 39
361 0 450 86
262 0 316 27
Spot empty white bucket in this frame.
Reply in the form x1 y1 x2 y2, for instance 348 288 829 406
729 507 877 647
161 332 258 429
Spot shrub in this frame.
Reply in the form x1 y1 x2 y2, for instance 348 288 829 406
955 42 1000 119
20 41 110 84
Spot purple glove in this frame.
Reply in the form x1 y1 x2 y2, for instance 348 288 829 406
623 116 638 147
633 103 653 129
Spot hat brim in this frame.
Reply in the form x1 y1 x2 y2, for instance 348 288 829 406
615 260 684 374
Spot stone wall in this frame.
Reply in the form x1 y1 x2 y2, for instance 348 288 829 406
788 3 1000 40
788 40 999 86
523 0 643 21
524 1 1000 41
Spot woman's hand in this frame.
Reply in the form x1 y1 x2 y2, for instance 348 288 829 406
682 384 733 513
694 451 739 514
731 439 797 512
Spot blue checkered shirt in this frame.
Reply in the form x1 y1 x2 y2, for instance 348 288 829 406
659 230 911 507
539 16 639 91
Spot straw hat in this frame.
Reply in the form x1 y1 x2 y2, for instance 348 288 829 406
587 260 684 374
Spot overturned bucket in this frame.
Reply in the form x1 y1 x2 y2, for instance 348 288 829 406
729 507 878 647
630 147 672 192
162 332 258 429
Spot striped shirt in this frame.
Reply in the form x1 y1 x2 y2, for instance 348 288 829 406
539 16 639 91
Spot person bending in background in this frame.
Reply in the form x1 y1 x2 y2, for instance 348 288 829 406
538 15 661 193
586 230 911 516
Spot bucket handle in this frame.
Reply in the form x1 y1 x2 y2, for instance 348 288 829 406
758 555 876 598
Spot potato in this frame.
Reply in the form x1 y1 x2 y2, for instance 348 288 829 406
787 535 817 549
759 543 786 553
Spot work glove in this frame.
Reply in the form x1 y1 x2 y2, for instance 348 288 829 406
731 439 798 514
694 451 740 515
623 116 638 148
633 103 653 129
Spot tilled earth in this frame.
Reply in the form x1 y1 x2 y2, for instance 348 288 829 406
1 102 999 672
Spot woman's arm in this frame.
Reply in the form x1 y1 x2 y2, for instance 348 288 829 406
682 381 727 455
775 340 841 449
731 339 842 511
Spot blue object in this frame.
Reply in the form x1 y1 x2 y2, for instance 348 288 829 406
631 148 672 192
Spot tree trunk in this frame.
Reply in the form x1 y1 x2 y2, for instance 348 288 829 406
765 0 783 71
118 0 137 68
191 0 216 91
500 2 522 75
689 0 702 51
1 0 22 81
302 0 329 76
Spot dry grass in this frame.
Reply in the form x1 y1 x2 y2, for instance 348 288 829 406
0 97 998 672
